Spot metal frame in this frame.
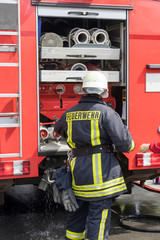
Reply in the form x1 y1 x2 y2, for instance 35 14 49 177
38 5 127 20
18 0 22 158
32 1 133 10
37 4 129 152
146 64 160 69
36 7 41 152
120 22 124 84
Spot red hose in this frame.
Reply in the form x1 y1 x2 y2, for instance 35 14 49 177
134 181 160 193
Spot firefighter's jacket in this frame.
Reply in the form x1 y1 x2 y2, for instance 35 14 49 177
54 96 134 201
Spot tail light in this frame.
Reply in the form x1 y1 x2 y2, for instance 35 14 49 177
0 160 30 177
136 153 160 167
40 126 49 140
0 162 13 176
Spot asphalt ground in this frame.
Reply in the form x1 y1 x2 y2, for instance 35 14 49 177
0 182 160 240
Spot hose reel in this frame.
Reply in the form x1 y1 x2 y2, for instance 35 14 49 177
40 33 63 47
90 28 110 45
69 28 91 46
71 63 87 71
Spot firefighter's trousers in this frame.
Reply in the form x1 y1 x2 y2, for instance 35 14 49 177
66 197 113 240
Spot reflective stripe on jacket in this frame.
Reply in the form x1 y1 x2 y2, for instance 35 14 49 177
54 96 134 200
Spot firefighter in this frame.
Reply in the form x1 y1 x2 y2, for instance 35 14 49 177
54 71 135 240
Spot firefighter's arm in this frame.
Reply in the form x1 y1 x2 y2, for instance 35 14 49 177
54 119 62 134
128 140 135 152
54 113 66 137
104 111 135 153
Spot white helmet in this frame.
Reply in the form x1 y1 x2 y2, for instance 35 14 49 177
81 71 108 98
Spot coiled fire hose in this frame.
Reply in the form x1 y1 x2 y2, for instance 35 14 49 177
120 214 160 232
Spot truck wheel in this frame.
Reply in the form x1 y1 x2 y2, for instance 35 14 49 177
0 192 4 206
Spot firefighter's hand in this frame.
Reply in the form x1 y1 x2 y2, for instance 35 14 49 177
140 143 150 153
61 188 79 212
52 183 61 204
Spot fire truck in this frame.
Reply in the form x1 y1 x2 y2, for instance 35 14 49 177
0 0 160 204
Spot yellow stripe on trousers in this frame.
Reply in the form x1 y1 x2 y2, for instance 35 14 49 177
70 157 76 187
66 230 85 240
98 209 108 240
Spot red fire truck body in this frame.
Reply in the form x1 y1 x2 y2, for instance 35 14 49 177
1 0 160 201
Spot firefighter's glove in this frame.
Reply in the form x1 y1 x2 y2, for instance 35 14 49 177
61 188 79 212
52 182 61 204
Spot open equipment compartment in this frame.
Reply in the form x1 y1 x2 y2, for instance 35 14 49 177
37 5 128 155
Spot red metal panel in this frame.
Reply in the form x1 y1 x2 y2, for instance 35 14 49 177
0 34 17 44
0 128 20 154
0 33 18 62
0 67 19 93
128 0 160 170
40 84 116 120
0 0 43 179
0 98 18 113
0 53 18 63
19 0 43 176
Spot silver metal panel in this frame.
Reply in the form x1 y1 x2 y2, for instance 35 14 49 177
146 73 160 92
0 63 19 67
0 123 20 128
40 47 120 60
38 6 126 20
0 153 20 158
0 3 17 30
0 112 19 116
0 93 19 97
0 116 19 124
0 46 17 52
0 0 17 3
0 94 19 98
0 32 18 35
40 141 70 153
40 70 119 83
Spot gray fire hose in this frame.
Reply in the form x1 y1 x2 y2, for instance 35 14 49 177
69 28 90 46
71 63 87 71
90 28 110 45
120 214 160 232
40 33 63 47
61 36 69 47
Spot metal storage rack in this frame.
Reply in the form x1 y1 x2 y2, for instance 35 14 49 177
39 46 120 83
